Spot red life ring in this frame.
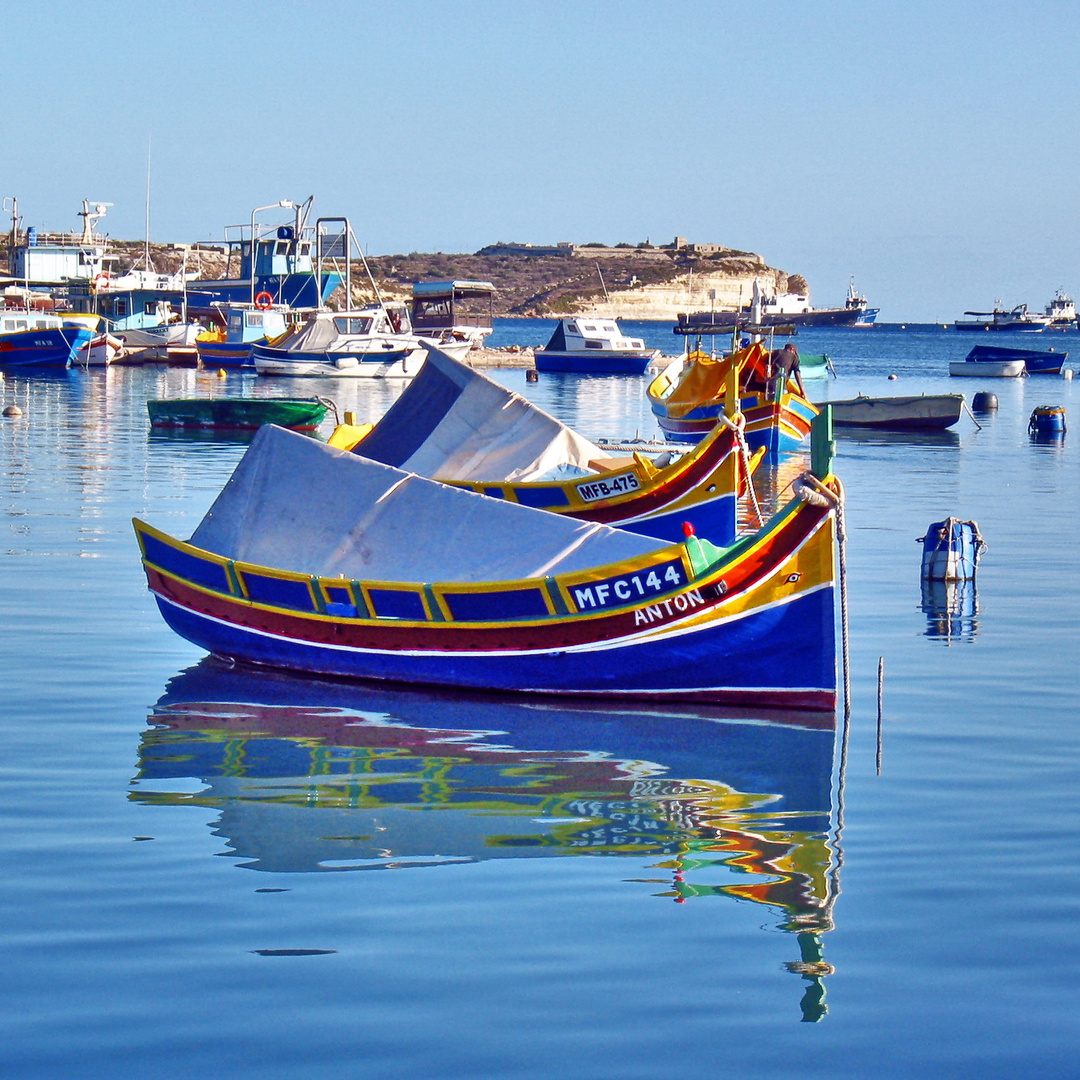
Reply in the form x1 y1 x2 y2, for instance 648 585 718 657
93 273 110 292
254 291 274 310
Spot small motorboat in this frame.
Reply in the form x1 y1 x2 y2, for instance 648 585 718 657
65 314 123 366
252 304 471 378
147 397 331 431
961 344 1066 375
819 394 965 430
134 423 841 710
409 280 496 350
195 304 295 369
949 357 1026 377
533 317 660 374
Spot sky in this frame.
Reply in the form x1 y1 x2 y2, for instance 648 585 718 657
2 0 1076 321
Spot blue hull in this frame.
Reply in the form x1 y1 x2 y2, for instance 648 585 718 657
0 326 93 368
615 492 737 545
155 584 836 704
195 341 255 368
965 344 1065 374
534 351 654 375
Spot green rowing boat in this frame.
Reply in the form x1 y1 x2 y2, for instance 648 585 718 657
147 398 330 431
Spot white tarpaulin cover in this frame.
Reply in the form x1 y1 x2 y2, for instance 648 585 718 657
189 425 662 583
351 347 607 482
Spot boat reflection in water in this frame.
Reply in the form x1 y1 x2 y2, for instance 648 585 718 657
921 578 980 643
136 659 844 1021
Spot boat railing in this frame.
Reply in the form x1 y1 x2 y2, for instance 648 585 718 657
411 311 492 330
15 229 108 249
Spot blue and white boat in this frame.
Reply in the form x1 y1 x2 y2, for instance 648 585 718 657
954 304 1051 332
252 304 472 378
961 344 1066 374
0 313 92 368
195 304 294 368
185 198 342 314
534 317 660 374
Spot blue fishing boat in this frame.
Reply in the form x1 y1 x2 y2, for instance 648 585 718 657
185 198 342 313
134 423 841 710
533 317 660 374
0 313 93 368
962 344 1066 375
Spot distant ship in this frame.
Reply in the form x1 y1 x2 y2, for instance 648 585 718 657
677 279 879 330
1044 289 1076 327
954 304 1051 332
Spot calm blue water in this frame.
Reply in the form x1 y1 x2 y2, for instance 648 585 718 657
2 325 1079 1078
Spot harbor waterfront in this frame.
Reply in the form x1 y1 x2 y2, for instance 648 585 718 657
2 322 1079 1077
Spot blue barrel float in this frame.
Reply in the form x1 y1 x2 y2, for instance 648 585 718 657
920 517 985 581
1029 406 1066 435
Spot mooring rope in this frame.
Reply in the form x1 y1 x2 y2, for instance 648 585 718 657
794 472 850 724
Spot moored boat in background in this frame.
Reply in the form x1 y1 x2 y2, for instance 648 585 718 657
0 312 93 368
252 305 471 377
675 279 878 330
410 280 496 350
533 317 660 374
1044 289 1076 328
195 303 294 368
147 397 331 431
962 343 1066 374
949 357 1025 377
819 393 965 430
954 304 1050 332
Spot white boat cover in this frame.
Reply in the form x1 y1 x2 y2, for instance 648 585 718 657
189 425 662 583
353 346 607 482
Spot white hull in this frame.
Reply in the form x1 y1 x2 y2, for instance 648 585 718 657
119 323 204 348
81 333 123 366
254 338 471 379
949 360 1025 377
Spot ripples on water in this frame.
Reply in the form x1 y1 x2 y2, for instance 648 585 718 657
1 325 1079 1078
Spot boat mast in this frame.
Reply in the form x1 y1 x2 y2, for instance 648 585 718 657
144 138 152 271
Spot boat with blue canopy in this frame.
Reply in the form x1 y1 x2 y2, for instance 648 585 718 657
134 423 841 710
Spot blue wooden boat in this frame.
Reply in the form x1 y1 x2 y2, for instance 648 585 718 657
134 424 840 710
195 304 293 369
533 318 660 374
0 313 92 368
963 344 1066 374
327 347 757 545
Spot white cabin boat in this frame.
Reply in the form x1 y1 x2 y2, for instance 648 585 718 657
534 317 659 374
410 280 495 349
1044 290 1076 327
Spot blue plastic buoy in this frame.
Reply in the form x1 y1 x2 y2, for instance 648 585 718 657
1029 406 1066 434
920 518 983 581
